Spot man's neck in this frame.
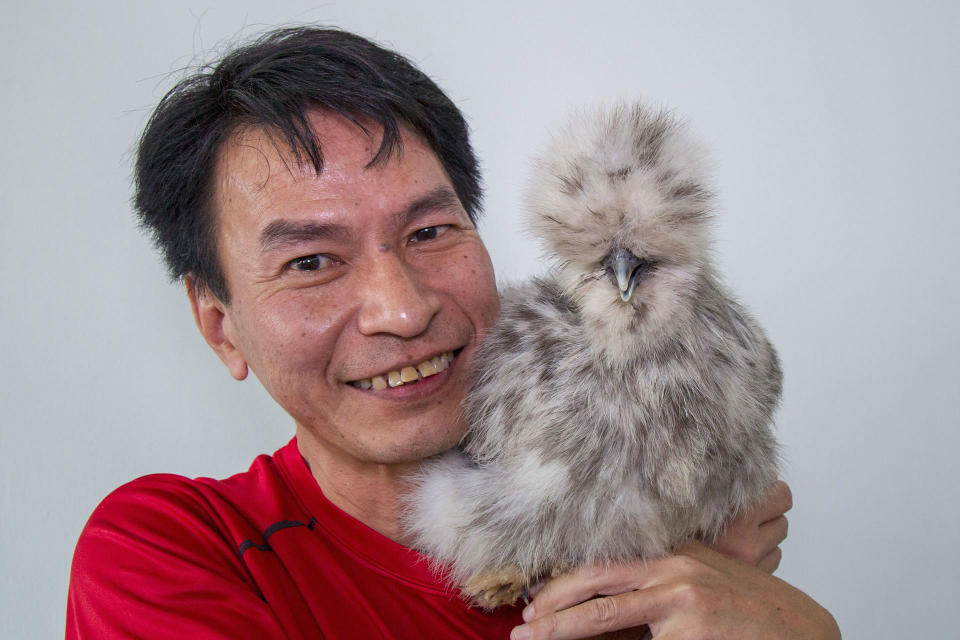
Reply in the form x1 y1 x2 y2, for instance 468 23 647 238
295 426 421 546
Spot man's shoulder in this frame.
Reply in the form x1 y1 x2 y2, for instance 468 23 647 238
72 474 230 578
69 446 306 599
88 472 233 531
83 446 299 542
66 445 311 639
99 472 221 505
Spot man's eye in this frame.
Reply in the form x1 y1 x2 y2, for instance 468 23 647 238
290 254 333 271
411 225 449 242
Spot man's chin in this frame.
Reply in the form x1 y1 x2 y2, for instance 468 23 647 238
295 418 466 469
368 428 465 467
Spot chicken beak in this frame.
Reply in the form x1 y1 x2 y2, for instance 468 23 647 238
608 248 642 303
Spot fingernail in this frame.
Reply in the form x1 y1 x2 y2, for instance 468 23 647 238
511 625 532 640
522 603 535 622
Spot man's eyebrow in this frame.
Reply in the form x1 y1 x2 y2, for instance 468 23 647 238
259 220 351 251
394 186 464 228
258 187 462 251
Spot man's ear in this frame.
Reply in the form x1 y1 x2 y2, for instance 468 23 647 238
185 275 249 381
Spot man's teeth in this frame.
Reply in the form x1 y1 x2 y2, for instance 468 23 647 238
352 351 455 390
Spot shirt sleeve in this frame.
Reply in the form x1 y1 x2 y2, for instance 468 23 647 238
66 475 289 639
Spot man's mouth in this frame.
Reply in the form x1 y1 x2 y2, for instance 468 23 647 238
348 350 457 390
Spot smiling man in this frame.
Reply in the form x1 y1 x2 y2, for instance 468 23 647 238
194 112 499 543
66 26 838 639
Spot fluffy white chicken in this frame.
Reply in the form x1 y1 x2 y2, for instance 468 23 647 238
404 102 782 608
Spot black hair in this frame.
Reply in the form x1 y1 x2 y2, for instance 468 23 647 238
134 26 482 303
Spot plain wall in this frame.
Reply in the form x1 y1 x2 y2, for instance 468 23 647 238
2 1 958 637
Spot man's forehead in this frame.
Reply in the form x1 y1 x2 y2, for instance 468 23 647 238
212 112 437 197
217 122 370 184
210 111 461 242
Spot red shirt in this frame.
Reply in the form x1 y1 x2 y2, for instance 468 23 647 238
66 438 523 638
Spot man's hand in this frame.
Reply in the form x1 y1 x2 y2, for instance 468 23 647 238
510 481 839 640
511 542 839 640
709 479 792 573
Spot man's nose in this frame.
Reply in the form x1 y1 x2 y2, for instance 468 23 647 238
355 253 441 338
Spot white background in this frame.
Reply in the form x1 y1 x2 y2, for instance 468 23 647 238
2 1 958 637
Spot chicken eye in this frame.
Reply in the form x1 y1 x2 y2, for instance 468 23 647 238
411 225 449 242
290 254 332 271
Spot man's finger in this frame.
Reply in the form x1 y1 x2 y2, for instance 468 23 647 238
759 514 789 548
719 514 788 568
757 480 793 523
523 561 654 623
513 586 673 640
757 546 783 573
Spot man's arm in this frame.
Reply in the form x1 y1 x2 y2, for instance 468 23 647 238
512 542 839 640
511 481 839 640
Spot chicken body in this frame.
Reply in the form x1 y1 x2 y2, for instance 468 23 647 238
404 102 781 608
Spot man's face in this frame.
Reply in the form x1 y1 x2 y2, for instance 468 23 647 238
203 111 499 469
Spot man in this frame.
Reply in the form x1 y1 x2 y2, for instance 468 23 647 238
67 27 839 639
